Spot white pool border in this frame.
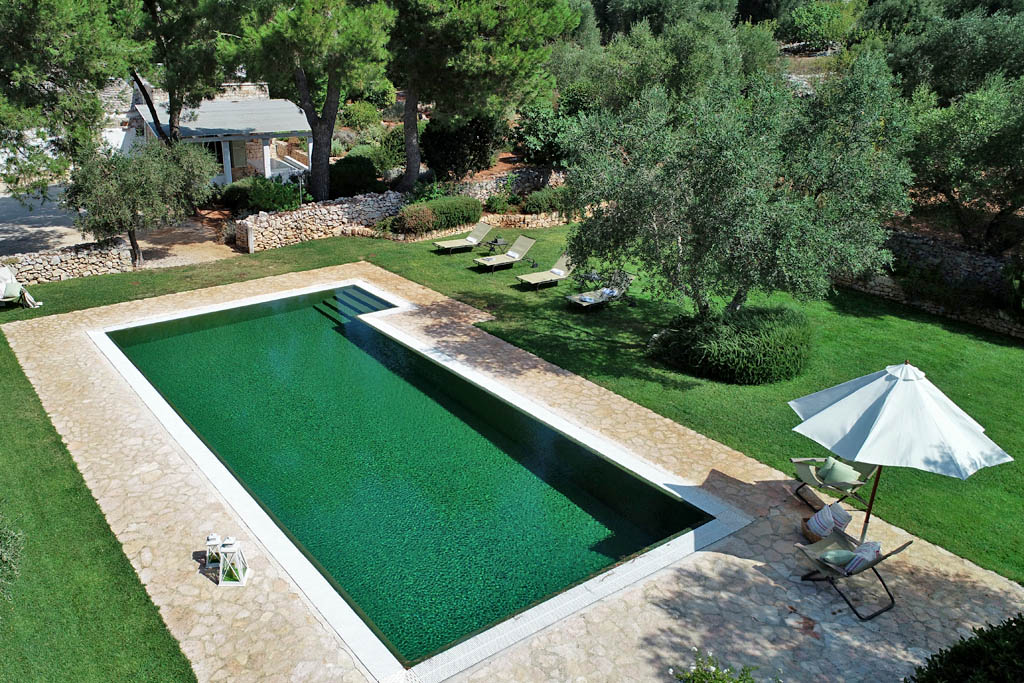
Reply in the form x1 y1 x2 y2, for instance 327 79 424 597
89 278 751 683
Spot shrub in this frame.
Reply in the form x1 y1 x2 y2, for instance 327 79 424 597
248 176 311 212
344 101 380 131
907 613 1024 682
346 144 376 161
649 307 812 385
513 104 578 167
0 511 24 612
409 180 457 204
521 185 569 214
485 193 511 213
672 648 769 682
359 79 397 109
420 115 507 181
392 195 482 234
330 155 386 198
330 139 346 157
221 177 256 213
789 2 847 51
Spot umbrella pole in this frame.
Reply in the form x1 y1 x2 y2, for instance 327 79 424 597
860 466 883 542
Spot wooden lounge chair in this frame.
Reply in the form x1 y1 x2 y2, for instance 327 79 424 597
516 254 573 289
1 266 41 308
790 456 878 511
473 235 536 272
433 222 492 253
567 272 635 309
796 531 912 620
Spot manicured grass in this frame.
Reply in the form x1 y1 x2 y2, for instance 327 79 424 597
1 223 1021 673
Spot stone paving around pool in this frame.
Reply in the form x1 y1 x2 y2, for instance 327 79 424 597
3 262 1022 682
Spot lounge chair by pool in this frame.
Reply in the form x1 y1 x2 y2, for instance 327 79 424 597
473 235 536 272
790 456 878 511
433 223 492 253
567 272 635 309
516 254 573 289
1 266 41 308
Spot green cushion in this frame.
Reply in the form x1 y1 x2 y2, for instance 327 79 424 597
3 280 22 299
820 549 856 566
819 456 861 486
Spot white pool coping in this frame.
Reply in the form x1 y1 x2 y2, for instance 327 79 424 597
89 278 752 683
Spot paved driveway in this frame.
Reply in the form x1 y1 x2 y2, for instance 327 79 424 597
0 186 84 255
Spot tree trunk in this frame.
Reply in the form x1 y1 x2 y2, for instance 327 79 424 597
293 68 342 202
167 95 182 142
131 69 170 144
396 85 420 193
980 204 1022 256
726 288 748 313
128 228 144 265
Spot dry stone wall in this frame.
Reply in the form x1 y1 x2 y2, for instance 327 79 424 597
236 191 403 253
457 168 566 201
3 239 133 284
482 211 569 230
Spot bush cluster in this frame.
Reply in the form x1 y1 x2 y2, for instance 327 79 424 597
421 115 506 180
521 185 569 214
649 306 812 385
248 176 310 212
220 177 256 213
391 196 482 235
330 155 386 198
343 101 380 131
484 193 512 213
908 613 1024 682
512 104 577 167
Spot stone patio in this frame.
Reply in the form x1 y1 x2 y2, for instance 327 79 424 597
3 262 1022 682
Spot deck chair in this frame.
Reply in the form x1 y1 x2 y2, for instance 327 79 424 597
567 272 635 309
433 222 492 253
796 531 913 620
473 235 536 272
790 457 878 511
515 253 573 289
0 266 41 308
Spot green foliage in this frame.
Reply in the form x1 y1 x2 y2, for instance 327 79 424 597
393 196 482 234
590 0 736 38
521 186 570 214
62 142 219 260
221 177 257 213
565 53 912 319
354 78 397 109
672 648 777 681
0 0 140 197
421 115 507 180
331 139 347 157
650 307 812 385
513 104 579 167
344 101 380 130
0 509 24 611
367 122 426 175
485 194 512 213
1005 254 1024 319
330 155 386 198
909 75 1024 253
889 10 1024 103
735 20 782 79
907 614 1024 682
409 180 457 203
248 176 311 212
788 2 846 50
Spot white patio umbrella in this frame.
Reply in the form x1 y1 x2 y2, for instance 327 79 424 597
789 361 1013 540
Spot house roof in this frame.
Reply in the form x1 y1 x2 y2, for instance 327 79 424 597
135 98 311 140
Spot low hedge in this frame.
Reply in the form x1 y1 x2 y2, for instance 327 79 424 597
330 155 386 198
391 196 482 235
220 177 256 213
907 613 1024 682
648 306 812 385
485 193 511 213
521 185 569 214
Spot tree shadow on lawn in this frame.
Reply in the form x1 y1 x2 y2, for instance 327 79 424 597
637 468 1023 683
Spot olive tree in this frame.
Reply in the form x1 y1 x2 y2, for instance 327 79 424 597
565 53 912 319
62 142 219 264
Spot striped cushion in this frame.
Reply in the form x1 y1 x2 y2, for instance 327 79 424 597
829 503 853 531
806 505 834 537
844 541 881 574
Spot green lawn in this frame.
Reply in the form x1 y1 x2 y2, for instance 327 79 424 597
1 225 1021 675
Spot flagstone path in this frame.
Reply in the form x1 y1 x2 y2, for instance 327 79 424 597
4 262 1022 682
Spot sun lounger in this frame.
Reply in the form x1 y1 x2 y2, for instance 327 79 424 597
796 531 912 620
516 254 573 289
567 272 635 308
790 456 878 511
433 222 492 253
473 235 536 272
0 266 41 308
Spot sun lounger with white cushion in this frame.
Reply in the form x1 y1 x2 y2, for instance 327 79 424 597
473 235 536 272
433 222 493 253
516 253 573 289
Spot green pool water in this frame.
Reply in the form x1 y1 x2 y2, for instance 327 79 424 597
109 285 712 665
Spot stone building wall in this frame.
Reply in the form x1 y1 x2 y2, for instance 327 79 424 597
3 240 133 284
236 192 404 253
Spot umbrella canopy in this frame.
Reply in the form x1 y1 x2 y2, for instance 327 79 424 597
790 362 1012 479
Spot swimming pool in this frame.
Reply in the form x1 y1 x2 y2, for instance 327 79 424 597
97 281 737 678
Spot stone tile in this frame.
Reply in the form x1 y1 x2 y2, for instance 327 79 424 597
4 262 1022 682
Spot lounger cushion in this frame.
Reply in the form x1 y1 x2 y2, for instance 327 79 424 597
818 457 861 485
507 251 519 259
551 268 565 276
3 281 22 299
845 541 881 574
466 236 479 244
806 505 834 537
820 549 856 566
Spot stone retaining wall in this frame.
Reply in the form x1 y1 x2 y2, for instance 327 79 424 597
2 239 133 284
888 229 1008 293
236 191 403 253
457 168 566 201
482 211 569 230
